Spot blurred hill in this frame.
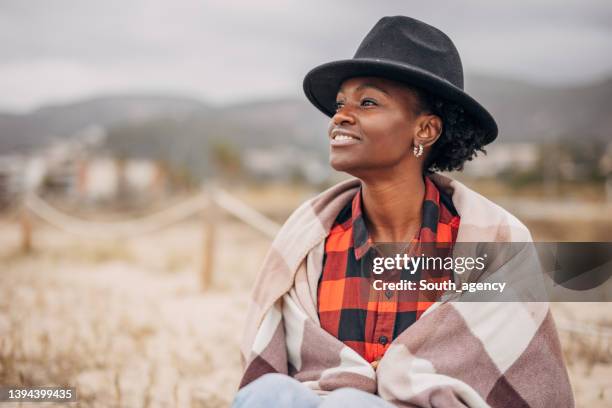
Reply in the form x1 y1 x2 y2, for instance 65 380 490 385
0 75 610 179
466 75 612 141
0 95 208 152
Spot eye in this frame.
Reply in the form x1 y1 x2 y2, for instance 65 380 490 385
334 100 345 111
361 98 377 107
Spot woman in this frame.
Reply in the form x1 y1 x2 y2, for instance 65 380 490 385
234 16 573 407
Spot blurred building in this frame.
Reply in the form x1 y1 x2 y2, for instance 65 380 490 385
0 137 170 210
244 146 329 184
0 155 24 209
463 143 539 177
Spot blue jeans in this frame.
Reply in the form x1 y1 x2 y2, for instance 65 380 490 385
232 373 395 408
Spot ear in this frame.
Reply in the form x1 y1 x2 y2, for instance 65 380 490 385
414 114 442 147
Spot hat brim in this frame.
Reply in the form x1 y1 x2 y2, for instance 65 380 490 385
303 58 498 144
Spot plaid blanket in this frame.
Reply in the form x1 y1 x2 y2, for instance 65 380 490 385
238 173 574 407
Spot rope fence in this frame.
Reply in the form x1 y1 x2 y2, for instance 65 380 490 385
210 187 280 239
17 187 280 290
22 189 280 240
25 192 208 239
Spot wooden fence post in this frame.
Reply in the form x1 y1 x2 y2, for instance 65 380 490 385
20 200 32 253
201 195 216 291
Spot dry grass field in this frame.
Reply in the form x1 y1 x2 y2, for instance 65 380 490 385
0 186 610 407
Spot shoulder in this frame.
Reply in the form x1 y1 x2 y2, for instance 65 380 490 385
429 173 532 242
269 179 361 260
282 178 360 229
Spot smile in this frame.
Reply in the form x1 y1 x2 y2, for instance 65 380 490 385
330 130 361 146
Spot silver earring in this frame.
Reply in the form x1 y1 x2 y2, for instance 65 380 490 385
413 143 423 157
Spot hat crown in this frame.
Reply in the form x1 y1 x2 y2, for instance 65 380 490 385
353 16 464 89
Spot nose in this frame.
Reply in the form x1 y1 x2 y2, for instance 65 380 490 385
332 106 356 126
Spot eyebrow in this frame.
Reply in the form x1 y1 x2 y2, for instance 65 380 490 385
338 82 390 97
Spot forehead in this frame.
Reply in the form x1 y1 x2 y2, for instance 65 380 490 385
337 76 414 96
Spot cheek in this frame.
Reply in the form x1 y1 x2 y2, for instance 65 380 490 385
363 116 413 154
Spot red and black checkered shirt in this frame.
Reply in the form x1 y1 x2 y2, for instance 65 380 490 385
317 174 460 363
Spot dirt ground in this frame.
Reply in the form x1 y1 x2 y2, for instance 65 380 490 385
0 194 610 407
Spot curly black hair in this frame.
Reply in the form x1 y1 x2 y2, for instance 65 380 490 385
412 88 489 173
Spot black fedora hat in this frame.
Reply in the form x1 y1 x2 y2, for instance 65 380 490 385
303 16 498 143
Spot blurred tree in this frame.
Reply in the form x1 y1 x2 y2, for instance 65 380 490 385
209 139 243 181
556 137 607 182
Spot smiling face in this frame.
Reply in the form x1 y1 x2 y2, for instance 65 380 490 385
327 76 437 178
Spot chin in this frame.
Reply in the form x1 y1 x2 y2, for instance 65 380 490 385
329 149 366 170
329 156 372 178
329 156 356 173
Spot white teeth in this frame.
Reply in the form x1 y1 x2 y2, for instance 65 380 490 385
334 134 355 140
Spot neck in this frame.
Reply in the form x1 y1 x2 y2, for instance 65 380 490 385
359 169 426 243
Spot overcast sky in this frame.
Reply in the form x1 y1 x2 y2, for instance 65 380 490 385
0 0 610 112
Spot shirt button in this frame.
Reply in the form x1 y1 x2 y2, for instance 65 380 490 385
379 335 388 345
385 290 393 299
